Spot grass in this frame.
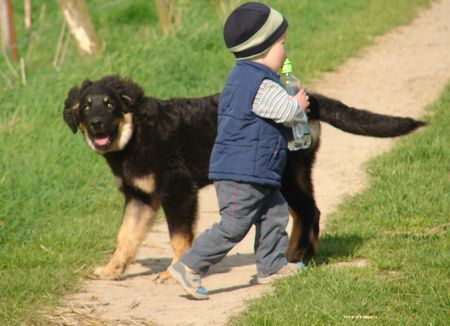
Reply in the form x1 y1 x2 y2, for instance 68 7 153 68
0 0 439 324
230 84 450 325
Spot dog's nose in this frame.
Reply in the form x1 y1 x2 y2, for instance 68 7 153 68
90 118 103 131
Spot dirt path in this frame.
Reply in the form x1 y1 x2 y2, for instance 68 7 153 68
55 1 450 325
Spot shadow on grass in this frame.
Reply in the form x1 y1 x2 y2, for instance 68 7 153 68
312 233 366 266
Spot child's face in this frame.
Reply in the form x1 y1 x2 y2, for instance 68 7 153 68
263 34 287 72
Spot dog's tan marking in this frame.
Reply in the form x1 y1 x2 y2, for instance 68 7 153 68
79 123 99 152
132 174 156 194
108 113 133 152
94 198 161 279
153 232 193 283
309 224 319 255
309 120 321 145
287 208 302 261
170 233 193 263
121 95 132 102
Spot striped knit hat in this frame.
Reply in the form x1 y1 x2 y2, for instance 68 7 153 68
223 2 288 60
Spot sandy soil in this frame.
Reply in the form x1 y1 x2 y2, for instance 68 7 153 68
53 1 450 325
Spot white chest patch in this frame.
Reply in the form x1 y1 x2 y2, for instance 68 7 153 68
132 174 156 194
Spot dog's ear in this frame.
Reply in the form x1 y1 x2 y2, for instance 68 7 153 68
63 79 93 133
102 75 144 113
63 85 81 133
80 79 93 92
120 94 135 111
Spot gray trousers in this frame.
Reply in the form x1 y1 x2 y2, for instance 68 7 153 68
181 180 289 277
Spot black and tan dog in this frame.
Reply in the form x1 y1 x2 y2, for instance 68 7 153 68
63 75 424 280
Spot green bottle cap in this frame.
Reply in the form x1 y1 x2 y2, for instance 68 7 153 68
281 58 293 74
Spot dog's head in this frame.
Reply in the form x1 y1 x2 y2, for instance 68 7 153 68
63 75 144 153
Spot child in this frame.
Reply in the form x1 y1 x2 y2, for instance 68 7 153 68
168 1 310 300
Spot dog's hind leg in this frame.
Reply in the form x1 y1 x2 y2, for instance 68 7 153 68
94 195 160 280
282 152 321 262
286 204 320 261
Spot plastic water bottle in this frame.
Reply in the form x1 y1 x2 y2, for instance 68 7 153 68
280 59 311 150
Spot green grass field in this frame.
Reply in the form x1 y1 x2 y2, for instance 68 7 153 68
1 0 446 324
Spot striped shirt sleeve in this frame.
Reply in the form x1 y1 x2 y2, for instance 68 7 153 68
252 79 306 125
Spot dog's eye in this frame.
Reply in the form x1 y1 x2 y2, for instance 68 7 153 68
106 103 114 111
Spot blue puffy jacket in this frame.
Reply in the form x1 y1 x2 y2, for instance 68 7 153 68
209 61 290 188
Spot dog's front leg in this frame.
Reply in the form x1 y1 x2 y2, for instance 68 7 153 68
94 196 160 279
152 169 197 283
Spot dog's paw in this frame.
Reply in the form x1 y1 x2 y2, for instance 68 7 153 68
93 265 123 280
151 270 176 284
285 249 302 263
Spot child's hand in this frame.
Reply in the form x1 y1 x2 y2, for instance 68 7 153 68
294 88 310 112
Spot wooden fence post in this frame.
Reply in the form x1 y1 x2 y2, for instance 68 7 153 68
24 0 32 32
0 0 19 61
155 0 174 37
56 0 101 56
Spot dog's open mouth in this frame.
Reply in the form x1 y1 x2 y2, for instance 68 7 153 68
84 125 121 152
92 133 112 150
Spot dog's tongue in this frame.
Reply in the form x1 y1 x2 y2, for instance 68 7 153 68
94 136 109 146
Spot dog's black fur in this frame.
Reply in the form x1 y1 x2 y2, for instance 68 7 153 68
63 75 424 280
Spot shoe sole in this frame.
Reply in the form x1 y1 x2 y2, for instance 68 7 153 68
257 262 306 285
256 275 284 285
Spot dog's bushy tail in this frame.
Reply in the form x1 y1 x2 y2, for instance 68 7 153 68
309 93 426 137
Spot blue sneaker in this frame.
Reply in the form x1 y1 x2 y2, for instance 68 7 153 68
257 262 306 284
168 261 209 300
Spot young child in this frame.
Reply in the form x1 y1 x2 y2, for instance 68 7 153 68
168 1 310 300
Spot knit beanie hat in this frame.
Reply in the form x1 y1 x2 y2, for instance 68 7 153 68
223 2 288 60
